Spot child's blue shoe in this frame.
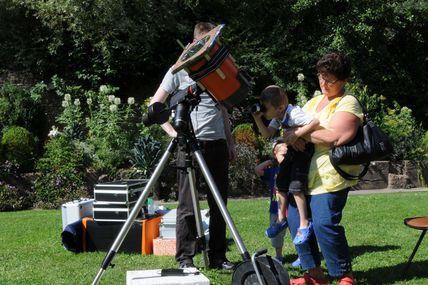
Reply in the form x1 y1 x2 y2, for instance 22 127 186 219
293 222 313 245
265 220 288 238
291 257 301 267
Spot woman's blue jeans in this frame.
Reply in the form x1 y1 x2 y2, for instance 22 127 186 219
287 188 352 277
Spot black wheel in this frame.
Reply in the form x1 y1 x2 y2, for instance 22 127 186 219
232 256 289 285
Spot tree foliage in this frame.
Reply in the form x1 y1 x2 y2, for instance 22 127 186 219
1 0 427 125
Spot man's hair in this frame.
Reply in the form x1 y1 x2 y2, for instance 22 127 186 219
260 85 288 108
316 52 351 80
194 22 216 39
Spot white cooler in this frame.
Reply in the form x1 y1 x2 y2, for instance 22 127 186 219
61 198 94 230
126 269 210 285
160 209 210 239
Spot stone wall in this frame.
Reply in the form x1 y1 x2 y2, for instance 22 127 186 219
353 160 423 190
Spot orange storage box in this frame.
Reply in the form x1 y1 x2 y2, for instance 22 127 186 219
81 216 161 255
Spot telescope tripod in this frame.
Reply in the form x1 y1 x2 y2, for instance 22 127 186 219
92 96 289 284
92 127 252 284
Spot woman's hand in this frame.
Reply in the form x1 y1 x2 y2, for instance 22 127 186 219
283 128 300 145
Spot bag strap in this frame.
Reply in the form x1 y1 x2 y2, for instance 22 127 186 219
330 159 370 180
329 94 368 180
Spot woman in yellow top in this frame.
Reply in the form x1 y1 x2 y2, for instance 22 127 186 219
285 52 362 285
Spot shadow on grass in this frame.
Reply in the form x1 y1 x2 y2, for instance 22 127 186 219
350 244 401 258
355 260 428 284
280 245 400 265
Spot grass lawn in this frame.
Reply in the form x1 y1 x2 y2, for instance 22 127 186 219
1 191 427 285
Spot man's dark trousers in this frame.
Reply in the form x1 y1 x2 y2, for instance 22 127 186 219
175 139 229 264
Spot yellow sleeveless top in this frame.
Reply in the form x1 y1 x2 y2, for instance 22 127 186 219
302 94 364 195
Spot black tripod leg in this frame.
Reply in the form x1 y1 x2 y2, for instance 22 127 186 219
92 139 177 285
192 149 250 261
187 167 209 268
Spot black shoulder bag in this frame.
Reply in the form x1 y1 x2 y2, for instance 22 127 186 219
329 96 393 180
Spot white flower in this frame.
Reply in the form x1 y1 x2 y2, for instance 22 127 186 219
297 73 305 82
127 97 135 105
74 99 80 106
99 85 108 94
108 95 115 102
62 100 69 108
48 126 59 138
313 90 322 97
114 97 121 105
64 94 71 101
109 104 118 112
85 117 90 124
86 98 93 105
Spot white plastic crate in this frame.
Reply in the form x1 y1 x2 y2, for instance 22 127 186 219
160 209 210 239
61 198 94 230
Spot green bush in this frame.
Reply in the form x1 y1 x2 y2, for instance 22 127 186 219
382 104 425 161
34 135 88 209
1 126 36 172
347 83 425 162
0 82 44 138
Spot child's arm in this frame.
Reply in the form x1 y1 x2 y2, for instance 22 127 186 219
251 112 277 138
254 160 273 177
283 118 320 145
295 118 320 137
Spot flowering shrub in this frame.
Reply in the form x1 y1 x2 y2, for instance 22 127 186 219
0 161 34 211
232 123 272 161
229 142 265 197
284 72 310 107
34 135 88 209
52 77 140 174
85 85 139 172
0 183 23 211
232 123 258 147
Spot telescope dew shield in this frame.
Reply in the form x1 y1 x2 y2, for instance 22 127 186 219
172 24 251 109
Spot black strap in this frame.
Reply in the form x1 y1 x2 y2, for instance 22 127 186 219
330 160 370 180
188 45 230 82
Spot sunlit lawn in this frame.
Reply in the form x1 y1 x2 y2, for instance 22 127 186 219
0 191 427 284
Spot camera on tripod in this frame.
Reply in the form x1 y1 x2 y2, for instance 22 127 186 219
142 84 201 131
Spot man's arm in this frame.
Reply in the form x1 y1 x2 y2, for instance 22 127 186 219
150 87 177 138
251 112 277 138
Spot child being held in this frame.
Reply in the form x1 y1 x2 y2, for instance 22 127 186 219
252 85 320 245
